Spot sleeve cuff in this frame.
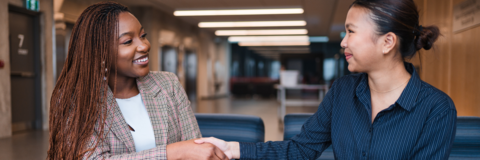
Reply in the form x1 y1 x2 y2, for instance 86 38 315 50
239 142 256 160
153 145 167 160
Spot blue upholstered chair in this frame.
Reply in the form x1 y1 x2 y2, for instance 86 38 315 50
194 113 265 143
449 116 480 160
284 113 334 160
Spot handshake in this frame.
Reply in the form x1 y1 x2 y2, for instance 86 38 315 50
167 137 240 160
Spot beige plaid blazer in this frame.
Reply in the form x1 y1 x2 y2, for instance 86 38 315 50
84 71 202 159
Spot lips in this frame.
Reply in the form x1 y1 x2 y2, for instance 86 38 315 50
345 52 353 60
133 55 149 65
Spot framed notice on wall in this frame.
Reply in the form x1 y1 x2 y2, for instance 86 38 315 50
453 0 480 33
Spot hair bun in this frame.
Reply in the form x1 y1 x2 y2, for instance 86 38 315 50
415 25 440 50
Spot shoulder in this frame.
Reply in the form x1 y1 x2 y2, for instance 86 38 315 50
419 81 456 120
144 71 179 85
146 71 178 81
137 71 180 94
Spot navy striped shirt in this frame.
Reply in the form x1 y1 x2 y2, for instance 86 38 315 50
240 63 457 160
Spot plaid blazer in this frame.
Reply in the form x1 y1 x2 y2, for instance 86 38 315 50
84 71 202 159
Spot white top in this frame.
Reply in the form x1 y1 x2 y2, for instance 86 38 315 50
116 93 156 152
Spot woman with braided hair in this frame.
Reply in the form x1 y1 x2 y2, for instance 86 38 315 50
196 0 457 159
47 2 227 159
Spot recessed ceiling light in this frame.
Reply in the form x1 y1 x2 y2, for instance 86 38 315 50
228 36 329 43
216 29 308 36
238 41 310 46
174 8 304 16
229 36 309 42
256 50 310 54
249 47 310 51
199 21 306 28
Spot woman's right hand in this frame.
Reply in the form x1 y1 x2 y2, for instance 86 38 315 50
195 137 240 159
167 139 229 160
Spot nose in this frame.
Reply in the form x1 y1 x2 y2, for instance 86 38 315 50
137 39 150 53
340 35 347 48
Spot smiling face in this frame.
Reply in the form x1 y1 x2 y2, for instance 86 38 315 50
114 12 150 78
341 6 385 73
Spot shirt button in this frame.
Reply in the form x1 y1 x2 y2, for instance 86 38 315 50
369 128 372 133
362 152 366 156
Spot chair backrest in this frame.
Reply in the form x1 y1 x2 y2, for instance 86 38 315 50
450 116 480 159
195 113 265 143
284 113 315 140
284 113 334 160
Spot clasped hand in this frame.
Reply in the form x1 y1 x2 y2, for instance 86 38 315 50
195 137 240 159
166 138 238 160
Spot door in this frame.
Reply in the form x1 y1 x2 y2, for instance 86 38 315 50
161 46 178 75
9 6 42 132
184 51 197 101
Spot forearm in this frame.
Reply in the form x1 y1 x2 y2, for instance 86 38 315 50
85 145 167 160
166 143 182 160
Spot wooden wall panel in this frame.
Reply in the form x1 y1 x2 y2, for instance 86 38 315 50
414 0 480 116
450 0 480 116
420 0 452 95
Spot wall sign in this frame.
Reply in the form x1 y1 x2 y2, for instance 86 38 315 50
453 0 480 33
18 49 28 55
17 34 28 55
25 0 40 11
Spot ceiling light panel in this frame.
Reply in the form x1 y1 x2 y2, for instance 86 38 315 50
249 47 310 51
199 21 306 28
174 8 304 16
216 29 308 36
239 41 310 46
256 50 310 54
229 36 309 42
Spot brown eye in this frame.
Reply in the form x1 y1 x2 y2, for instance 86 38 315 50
123 40 132 44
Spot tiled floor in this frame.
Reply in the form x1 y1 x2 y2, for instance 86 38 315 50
0 97 318 160
0 130 49 160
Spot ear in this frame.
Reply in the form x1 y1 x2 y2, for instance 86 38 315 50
382 32 397 55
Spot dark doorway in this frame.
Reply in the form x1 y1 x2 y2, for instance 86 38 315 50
8 5 42 132
161 46 178 75
184 50 197 102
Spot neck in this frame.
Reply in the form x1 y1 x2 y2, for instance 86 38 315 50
367 60 411 93
108 73 139 99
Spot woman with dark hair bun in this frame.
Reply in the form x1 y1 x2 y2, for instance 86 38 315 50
196 0 456 159
47 1 228 160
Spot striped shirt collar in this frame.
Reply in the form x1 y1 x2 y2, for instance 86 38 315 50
355 62 422 112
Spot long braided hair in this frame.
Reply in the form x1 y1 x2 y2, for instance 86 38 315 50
48 2 128 159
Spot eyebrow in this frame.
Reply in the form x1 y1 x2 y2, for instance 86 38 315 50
118 26 144 39
345 23 357 28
